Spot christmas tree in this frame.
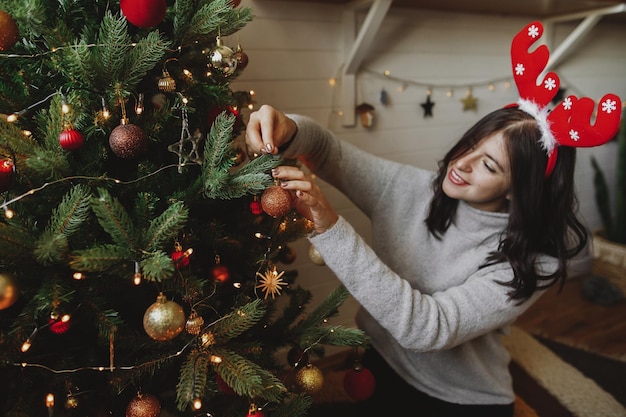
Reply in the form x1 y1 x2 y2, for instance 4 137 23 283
0 1 367 416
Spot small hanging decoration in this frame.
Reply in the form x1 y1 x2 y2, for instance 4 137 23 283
125 393 161 417
185 310 204 335
168 97 202 172
142 293 186 341
212 255 230 283
109 94 147 159
246 403 265 417
59 128 85 151
0 272 20 310
355 103 375 128
208 36 238 77
234 44 249 70
420 93 435 118
461 89 478 111
0 10 19 51
256 265 288 299
157 69 176 93
295 363 324 394
308 244 325 266
170 240 192 268
343 361 376 401
0 158 15 193
120 0 166 28
249 195 263 215
261 184 293 218
379 88 389 106
48 315 71 334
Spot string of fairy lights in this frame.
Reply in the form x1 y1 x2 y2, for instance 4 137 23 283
0 40 317 415
325 64 618 124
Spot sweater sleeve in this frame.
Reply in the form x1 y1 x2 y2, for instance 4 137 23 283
309 216 545 352
281 114 410 217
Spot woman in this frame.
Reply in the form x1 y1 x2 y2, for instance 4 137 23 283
245 21 620 417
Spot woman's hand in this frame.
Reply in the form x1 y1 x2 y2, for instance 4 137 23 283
246 104 297 156
271 165 339 235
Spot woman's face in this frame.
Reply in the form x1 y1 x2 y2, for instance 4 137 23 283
442 132 511 212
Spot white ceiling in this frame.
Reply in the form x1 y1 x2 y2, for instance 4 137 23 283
293 0 626 20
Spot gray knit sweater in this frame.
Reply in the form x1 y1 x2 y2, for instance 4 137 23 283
283 114 554 405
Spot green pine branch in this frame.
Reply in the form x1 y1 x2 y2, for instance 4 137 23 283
143 201 188 251
140 250 175 282
212 299 266 342
0 221 36 260
33 184 92 264
177 349 210 410
69 243 131 272
90 187 137 250
177 0 253 45
210 347 287 401
270 393 313 417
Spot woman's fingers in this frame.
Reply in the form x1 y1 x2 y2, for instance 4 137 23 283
272 166 338 233
246 105 297 155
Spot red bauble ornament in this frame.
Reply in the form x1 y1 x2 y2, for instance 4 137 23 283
120 0 166 28
230 0 241 7
0 10 19 51
125 393 161 417
48 317 71 335
343 365 376 401
261 185 293 218
171 249 190 268
59 128 85 151
249 197 263 215
0 159 15 193
109 123 148 159
216 374 236 395
235 45 249 70
212 264 230 283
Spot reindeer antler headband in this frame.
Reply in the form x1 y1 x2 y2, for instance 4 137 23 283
509 21 622 177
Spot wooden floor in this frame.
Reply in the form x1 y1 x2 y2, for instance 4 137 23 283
514 259 626 362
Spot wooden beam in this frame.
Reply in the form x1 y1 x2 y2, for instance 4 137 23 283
544 3 626 71
341 0 392 126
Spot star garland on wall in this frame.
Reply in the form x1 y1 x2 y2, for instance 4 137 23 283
420 94 435 117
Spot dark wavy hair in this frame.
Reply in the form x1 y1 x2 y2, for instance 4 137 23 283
425 106 588 301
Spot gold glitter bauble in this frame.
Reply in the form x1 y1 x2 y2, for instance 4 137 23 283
143 293 185 341
295 364 324 394
0 272 19 310
308 245 325 266
125 393 161 417
0 10 19 51
261 185 293 218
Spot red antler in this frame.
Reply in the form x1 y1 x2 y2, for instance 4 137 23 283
511 21 560 107
548 93 622 148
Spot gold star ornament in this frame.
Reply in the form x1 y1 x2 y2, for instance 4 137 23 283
461 91 478 111
256 267 288 299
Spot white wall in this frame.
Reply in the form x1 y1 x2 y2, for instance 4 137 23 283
229 0 626 333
